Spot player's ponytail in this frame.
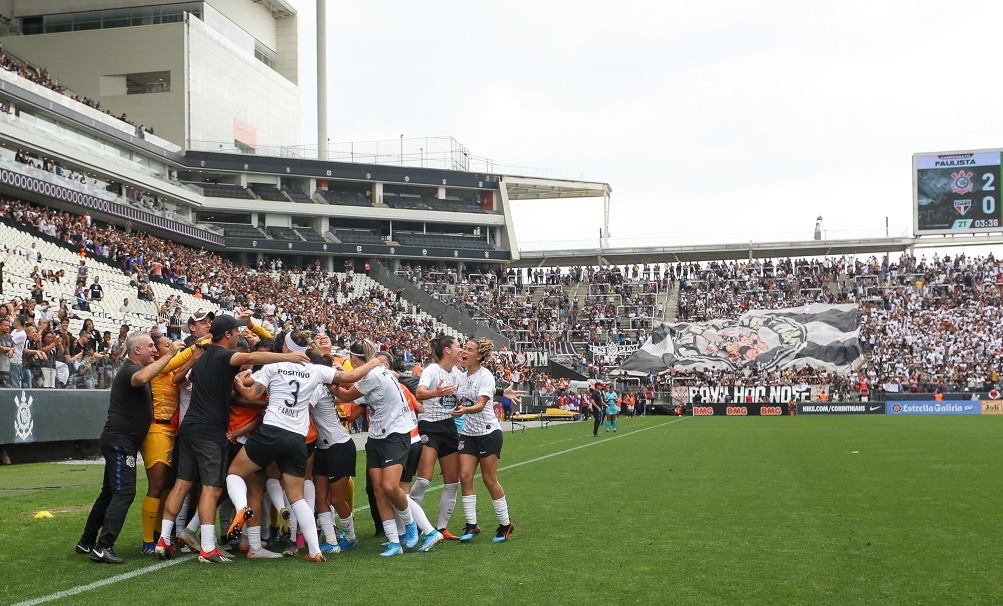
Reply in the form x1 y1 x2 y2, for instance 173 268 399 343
430 335 457 362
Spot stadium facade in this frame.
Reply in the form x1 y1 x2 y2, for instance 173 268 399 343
0 0 609 272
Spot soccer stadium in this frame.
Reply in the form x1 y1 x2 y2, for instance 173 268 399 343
2 2 1003 605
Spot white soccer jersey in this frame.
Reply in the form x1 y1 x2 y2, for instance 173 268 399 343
416 363 465 422
457 366 497 436
309 384 351 447
253 362 336 436
355 366 413 438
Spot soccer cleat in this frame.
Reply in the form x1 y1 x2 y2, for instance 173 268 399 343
218 545 236 559
224 506 253 544
417 529 444 553
75 542 93 555
459 523 481 543
319 541 337 554
246 546 282 559
492 523 514 543
177 528 200 553
141 541 157 555
304 552 327 563
378 542 403 557
438 528 461 540
403 521 419 549
277 508 292 542
154 536 176 560
89 546 124 564
335 536 358 552
281 542 300 557
198 548 233 564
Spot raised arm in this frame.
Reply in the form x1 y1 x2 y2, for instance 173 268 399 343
132 340 184 386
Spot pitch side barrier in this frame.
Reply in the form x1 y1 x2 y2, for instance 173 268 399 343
682 396 999 416
0 388 110 446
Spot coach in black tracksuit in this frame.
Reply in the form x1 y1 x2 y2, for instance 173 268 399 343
590 387 606 437
77 332 182 564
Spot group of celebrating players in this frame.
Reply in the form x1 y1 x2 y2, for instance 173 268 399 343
75 308 519 564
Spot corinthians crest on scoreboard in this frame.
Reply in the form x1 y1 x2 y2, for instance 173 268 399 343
616 304 863 375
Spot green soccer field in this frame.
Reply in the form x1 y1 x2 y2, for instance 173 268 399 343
2 415 1002 606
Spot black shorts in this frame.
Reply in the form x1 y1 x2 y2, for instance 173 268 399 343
243 424 308 478
313 440 356 481
227 441 244 468
176 435 227 487
418 419 459 457
399 440 423 483
458 430 503 460
365 432 410 470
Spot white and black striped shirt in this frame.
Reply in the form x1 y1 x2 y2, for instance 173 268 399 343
457 366 497 436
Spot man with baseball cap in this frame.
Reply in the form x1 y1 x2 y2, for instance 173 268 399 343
157 315 309 564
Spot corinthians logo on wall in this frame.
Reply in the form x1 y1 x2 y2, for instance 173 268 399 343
670 314 808 371
14 390 34 442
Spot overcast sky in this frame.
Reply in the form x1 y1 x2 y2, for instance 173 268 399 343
289 0 1003 252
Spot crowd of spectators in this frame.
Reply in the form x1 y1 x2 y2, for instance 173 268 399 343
1 49 155 135
6 195 1002 398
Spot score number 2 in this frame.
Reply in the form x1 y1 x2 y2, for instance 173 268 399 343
983 173 996 214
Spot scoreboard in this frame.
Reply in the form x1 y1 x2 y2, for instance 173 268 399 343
914 150 1001 234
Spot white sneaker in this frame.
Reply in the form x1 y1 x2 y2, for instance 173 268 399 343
247 546 283 559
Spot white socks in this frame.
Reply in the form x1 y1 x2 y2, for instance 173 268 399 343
226 474 248 510
291 499 321 557
340 514 355 541
492 496 510 526
186 512 201 533
247 525 262 550
407 495 435 534
160 519 175 543
437 482 459 529
410 477 431 505
382 520 399 544
200 524 215 553
265 479 285 515
462 494 477 525
318 511 336 543
304 480 316 511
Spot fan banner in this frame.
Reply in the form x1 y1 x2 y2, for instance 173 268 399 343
617 304 863 375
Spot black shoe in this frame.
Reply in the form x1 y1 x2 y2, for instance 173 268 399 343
459 523 481 542
75 542 93 555
373 529 386 539
492 523 514 543
89 546 124 564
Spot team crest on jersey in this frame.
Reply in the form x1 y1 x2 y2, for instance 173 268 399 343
951 170 974 195
457 440 465 451
954 199 971 215
420 435 428 444
13 390 33 442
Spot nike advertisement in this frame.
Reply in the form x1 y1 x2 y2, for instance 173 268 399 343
915 151 1001 233
796 403 886 415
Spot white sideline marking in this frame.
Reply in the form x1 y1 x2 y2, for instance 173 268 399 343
19 419 682 605
12 556 195 606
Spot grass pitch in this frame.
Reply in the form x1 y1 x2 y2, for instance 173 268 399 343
2 415 1002 605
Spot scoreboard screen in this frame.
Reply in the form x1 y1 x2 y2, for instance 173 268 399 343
915 151 1001 233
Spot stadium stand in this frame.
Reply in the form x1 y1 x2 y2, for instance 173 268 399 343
295 228 326 242
332 228 383 245
248 183 288 202
215 223 266 239
282 186 313 203
394 232 494 250
318 190 373 207
193 183 256 199
266 226 301 241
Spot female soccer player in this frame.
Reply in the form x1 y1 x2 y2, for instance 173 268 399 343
410 335 465 538
224 330 377 562
334 339 419 557
452 338 513 543
605 386 619 432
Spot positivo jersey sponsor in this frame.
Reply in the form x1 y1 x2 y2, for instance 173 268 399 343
885 401 981 415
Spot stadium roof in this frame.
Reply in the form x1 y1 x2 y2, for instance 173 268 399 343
511 237 916 267
251 0 296 17
502 176 611 200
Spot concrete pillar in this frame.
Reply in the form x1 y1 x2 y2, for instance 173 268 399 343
317 0 329 159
